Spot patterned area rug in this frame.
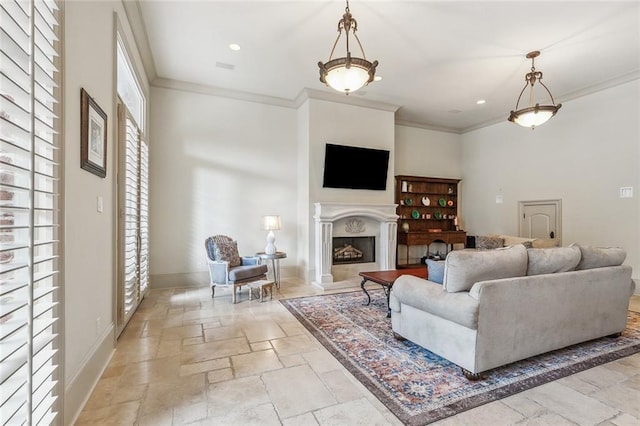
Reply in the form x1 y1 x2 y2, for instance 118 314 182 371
281 290 640 425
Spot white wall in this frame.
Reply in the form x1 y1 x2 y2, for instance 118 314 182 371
461 80 640 282
394 125 462 179
149 87 298 284
63 0 149 422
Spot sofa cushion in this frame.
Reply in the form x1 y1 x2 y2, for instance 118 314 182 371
214 241 242 267
498 235 535 247
475 235 505 250
573 244 626 270
443 244 528 293
426 259 445 284
532 238 560 248
527 246 581 276
228 264 268 282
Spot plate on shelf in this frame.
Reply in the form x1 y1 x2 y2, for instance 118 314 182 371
447 200 454 207
438 198 446 207
405 197 413 206
421 196 430 206
411 210 420 219
434 211 442 219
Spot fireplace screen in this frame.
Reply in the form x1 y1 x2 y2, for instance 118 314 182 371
332 236 375 265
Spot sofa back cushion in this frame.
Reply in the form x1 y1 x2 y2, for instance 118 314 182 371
443 244 528 293
527 246 581 276
573 244 626 270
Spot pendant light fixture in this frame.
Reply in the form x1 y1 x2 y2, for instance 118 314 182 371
508 51 562 128
318 0 378 95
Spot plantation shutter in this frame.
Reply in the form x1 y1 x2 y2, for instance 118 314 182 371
139 138 148 294
122 109 139 322
1 0 61 424
117 102 147 333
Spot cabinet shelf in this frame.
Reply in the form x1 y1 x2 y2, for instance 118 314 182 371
396 175 466 267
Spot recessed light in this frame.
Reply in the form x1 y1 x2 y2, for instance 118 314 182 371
374 76 382 82
476 99 486 105
229 43 241 51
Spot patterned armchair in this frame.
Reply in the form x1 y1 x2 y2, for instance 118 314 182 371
205 235 268 298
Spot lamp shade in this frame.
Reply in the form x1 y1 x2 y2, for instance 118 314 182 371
510 105 557 128
323 58 373 93
262 215 281 231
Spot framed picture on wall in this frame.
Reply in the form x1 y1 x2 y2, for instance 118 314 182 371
80 88 107 178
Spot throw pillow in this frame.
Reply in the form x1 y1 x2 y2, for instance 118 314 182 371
521 241 534 249
443 244 528 293
572 243 626 270
475 235 505 250
214 241 242 267
526 246 581 276
426 259 445 284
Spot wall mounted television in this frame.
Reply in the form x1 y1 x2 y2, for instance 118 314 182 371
322 143 390 191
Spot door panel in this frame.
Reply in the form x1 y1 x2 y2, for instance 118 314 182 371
519 201 561 244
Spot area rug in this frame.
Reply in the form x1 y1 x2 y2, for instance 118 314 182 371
281 290 640 425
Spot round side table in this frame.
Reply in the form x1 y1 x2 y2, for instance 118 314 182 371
255 252 287 288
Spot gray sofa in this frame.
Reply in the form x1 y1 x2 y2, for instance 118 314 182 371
389 244 635 379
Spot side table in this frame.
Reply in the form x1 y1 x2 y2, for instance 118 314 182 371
255 252 287 288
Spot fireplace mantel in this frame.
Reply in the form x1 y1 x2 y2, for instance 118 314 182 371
313 202 398 288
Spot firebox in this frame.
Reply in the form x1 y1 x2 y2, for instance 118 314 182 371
332 236 375 265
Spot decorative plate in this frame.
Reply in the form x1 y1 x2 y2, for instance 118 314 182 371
405 198 413 206
434 211 442 219
438 198 446 207
411 210 420 219
421 196 430 206
447 200 454 207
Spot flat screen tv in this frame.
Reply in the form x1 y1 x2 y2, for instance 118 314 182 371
322 143 390 191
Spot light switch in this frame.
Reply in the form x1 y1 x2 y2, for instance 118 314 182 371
620 187 633 198
97 196 103 213
495 195 503 204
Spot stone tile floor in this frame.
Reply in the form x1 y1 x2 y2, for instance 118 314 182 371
77 279 640 425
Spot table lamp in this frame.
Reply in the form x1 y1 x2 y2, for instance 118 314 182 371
262 215 281 255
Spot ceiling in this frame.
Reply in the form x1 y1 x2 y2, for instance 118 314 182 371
132 1 640 133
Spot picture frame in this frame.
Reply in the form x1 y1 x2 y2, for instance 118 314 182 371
80 88 107 178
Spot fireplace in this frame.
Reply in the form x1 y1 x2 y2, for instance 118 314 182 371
313 202 398 289
333 236 375 265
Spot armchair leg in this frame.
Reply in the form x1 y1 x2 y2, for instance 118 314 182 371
211 285 216 298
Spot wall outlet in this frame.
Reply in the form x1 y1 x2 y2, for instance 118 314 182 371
620 187 633 198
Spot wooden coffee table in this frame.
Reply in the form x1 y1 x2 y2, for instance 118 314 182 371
359 267 427 317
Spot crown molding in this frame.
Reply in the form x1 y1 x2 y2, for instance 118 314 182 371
151 78 296 108
556 69 640 104
394 119 461 135
295 88 400 113
121 0 157 82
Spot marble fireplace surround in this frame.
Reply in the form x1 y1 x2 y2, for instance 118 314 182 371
313 202 398 289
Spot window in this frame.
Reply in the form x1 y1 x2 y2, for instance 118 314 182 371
116 34 148 335
1 0 62 424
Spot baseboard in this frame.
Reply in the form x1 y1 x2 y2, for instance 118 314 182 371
151 271 209 289
64 324 115 425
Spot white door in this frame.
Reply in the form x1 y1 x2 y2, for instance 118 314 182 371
519 200 561 243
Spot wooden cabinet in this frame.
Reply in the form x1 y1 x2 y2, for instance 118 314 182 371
395 175 466 267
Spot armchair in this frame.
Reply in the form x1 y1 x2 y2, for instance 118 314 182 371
205 235 268 299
